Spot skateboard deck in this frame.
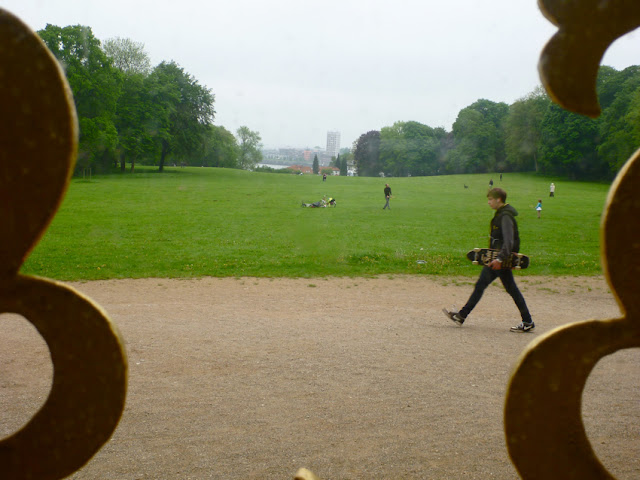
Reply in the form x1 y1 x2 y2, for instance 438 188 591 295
466 248 530 269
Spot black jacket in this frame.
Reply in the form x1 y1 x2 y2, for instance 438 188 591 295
490 204 520 261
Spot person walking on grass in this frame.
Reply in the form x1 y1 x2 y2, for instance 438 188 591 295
443 187 535 332
536 199 542 219
383 183 392 209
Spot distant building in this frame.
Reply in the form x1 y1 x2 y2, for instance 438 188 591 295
326 131 341 159
303 150 313 162
287 165 314 174
324 167 340 176
262 148 306 164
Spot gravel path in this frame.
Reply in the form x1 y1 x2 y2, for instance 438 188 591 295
1 275 637 479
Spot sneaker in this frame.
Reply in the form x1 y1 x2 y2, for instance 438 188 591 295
443 308 465 326
510 322 535 332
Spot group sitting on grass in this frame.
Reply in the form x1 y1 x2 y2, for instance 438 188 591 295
301 196 336 208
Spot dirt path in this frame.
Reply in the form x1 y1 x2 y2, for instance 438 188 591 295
1 275 638 479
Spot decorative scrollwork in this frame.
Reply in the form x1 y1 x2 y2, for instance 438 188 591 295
2 1 639 478
0 9 127 480
505 1 640 479
537 0 640 117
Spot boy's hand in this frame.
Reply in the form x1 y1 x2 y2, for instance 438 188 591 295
489 259 502 270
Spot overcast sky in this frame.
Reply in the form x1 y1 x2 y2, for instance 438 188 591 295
5 1 639 149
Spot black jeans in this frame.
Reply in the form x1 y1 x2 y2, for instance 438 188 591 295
460 266 532 323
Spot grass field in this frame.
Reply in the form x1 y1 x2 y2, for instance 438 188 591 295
21 167 612 280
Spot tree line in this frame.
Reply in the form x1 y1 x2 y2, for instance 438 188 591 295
352 65 640 181
38 24 639 181
37 25 263 174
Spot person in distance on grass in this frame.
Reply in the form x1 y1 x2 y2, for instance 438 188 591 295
443 187 535 333
383 183 392 210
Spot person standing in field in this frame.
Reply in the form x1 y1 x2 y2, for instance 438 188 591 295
550 183 555 197
383 183 392 210
536 199 542 219
443 187 535 332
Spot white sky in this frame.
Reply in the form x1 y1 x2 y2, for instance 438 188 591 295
4 1 639 149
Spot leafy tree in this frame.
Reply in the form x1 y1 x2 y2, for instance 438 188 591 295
114 72 157 171
379 123 406 176
236 126 263 169
596 66 640 173
147 61 215 172
103 37 151 75
447 109 486 173
202 125 239 167
539 103 604 179
312 154 319 174
504 87 551 172
379 121 444 176
404 122 445 176
536 65 640 179
38 24 122 173
353 130 381 176
596 65 632 111
339 154 348 176
447 99 509 173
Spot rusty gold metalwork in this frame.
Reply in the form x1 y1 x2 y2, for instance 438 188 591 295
505 1 640 479
0 8 127 480
3 1 639 478
537 0 640 117
294 468 322 480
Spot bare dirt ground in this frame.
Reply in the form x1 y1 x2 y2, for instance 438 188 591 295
1 275 638 479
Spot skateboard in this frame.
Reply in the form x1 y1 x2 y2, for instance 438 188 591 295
466 248 530 269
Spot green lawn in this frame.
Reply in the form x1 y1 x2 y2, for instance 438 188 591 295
21 167 611 280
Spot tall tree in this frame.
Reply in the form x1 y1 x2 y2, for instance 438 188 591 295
447 99 509 173
201 125 239 167
379 121 444 176
379 123 407 176
312 154 319 174
147 61 215 172
38 24 122 173
504 87 551 172
353 130 381 177
340 155 348 176
236 126 263 169
114 72 159 172
538 103 604 179
103 37 151 76
597 66 640 173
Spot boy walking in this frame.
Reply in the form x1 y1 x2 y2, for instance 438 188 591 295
443 188 535 332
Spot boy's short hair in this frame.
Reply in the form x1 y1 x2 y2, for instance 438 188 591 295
487 187 507 202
